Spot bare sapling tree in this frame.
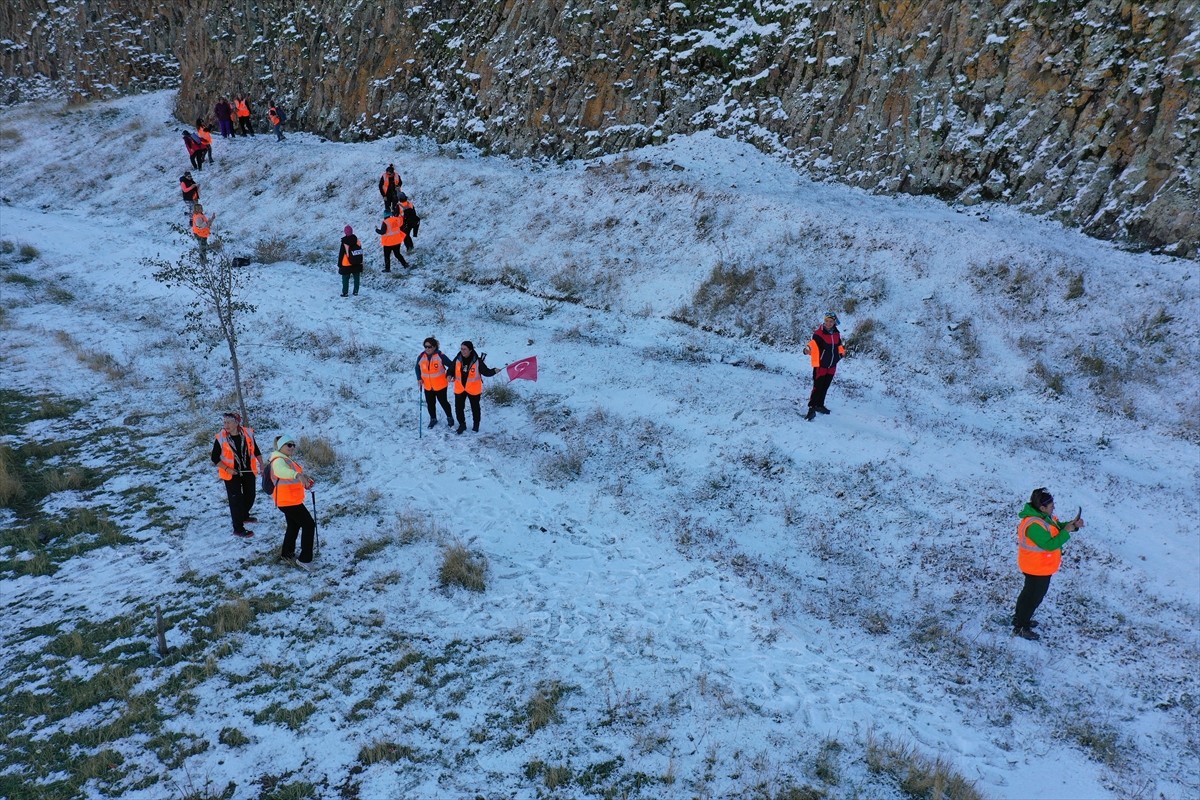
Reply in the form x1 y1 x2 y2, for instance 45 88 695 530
144 230 256 423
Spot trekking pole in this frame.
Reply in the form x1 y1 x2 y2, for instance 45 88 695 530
418 386 422 439
310 490 320 558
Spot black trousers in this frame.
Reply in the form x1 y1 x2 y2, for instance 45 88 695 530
381 244 408 270
189 151 205 170
223 473 256 533
281 503 315 562
808 371 835 409
384 197 399 216
1014 572 1053 627
455 392 482 431
237 116 253 135
424 387 454 423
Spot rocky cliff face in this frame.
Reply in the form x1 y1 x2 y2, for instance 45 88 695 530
3 0 1196 256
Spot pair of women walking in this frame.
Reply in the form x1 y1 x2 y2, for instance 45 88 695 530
416 338 499 434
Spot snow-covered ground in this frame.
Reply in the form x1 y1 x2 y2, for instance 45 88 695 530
1 91 1197 800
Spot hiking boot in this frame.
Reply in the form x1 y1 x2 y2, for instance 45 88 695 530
1013 626 1040 641
472 425 479 433
456 425 466 434
233 529 254 538
448 419 455 429
294 559 313 573
816 406 831 415
1011 618 1039 629
805 408 816 421
243 516 258 524
428 418 438 428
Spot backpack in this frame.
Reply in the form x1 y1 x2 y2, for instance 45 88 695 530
261 454 277 495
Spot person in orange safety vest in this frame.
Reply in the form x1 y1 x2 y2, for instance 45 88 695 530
234 94 254 136
269 434 317 570
416 337 456 429
179 171 200 216
191 202 216 262
379 163 402 215
376 211 409 272
450 340 500 434
1012 487 1085 640
210 412 261 538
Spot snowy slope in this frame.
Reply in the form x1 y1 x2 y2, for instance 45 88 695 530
0 91 1197 800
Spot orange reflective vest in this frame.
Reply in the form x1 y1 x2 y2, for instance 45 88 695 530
268 108 281 125
1017 514 1064 576
455 359 483 396
215 426 259 480
197 127 213 147
380 172 400 195
235 99 250 117
418 351 449 391
380 216 405 247
270 453 306 507
192 212 211 238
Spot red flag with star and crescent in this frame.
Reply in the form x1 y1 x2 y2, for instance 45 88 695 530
505 356 538 382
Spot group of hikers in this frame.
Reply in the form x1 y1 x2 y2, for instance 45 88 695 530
186 112 1082 641
212 339 500 568
177 151 419 282
336 164 422 295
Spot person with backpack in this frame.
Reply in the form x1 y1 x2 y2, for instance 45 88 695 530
182 130 205 171
268 101 286 141
1012 487 1085 640
398 192 420 252
376 209 409 271
179 171 200 216
802 311 846 421
269 434 317 570
379 164 402 215
417 337 455 429
338 225 364 297
210 412 261 539
450 341 500 434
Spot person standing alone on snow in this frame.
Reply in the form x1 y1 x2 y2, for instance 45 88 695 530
338 225 364 296
1012 487 1085 640
417 337 455 429
269 435 317 570
379 164 402 215
803 312 845 421
451 341 500 434
211 412 261 539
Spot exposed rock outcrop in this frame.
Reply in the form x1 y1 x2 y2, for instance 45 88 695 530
3 0 1196 256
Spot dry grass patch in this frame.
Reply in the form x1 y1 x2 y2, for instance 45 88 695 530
865 730 982 800
526 679 570 733
438 542 487 592
298 435 337 469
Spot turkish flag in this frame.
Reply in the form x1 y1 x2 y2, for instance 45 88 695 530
505 356 538 382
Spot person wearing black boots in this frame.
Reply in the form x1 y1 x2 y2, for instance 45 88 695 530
1012 487 1085 640
416 337 455 428
450 341 500 433
803 312 845 421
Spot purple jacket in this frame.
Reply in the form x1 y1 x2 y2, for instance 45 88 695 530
214 101 233 121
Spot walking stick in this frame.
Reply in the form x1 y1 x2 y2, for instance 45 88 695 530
310 490 320 558
418 385 422 439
